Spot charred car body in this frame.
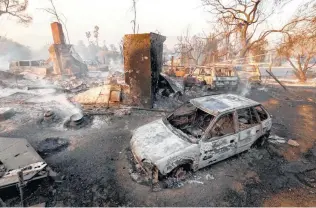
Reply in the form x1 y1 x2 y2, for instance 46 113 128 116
184 66 239 90
131 94 272 180
9 60 51 75
236 64 262 85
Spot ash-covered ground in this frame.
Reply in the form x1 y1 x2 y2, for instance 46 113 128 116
0 70 316 206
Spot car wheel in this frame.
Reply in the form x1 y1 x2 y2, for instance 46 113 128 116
172 166 187 181
252 135 268 148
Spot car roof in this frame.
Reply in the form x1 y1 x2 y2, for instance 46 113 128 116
190 94 260 116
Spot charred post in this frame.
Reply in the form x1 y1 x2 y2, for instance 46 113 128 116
123 33 166 108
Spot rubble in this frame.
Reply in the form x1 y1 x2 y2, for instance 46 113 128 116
37 110 63 127
0 107 14 121
58 77 88 93
206 174 215 180
187 180 204 185
73 84 131 109
268 135 287 144
0 137 52 189
287 139 300 147
43 110 55 121
113 108 131 117
130 173 142 183
159 73 184 95
37 138 69 156
64 114 93 129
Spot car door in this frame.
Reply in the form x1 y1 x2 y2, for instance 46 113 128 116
236 107 262 153
254 105 272 136
199 112 238 169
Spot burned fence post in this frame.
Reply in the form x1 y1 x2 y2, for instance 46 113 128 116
17 170 25 207
123 33 166 108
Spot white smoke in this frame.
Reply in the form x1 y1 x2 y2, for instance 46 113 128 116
0 56 10 71
28 93 82 117
239 82 251 97
0 74 82 118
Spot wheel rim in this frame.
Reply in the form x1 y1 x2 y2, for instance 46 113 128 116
174 167 186 181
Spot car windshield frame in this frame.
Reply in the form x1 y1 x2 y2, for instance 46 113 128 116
164 102 216 143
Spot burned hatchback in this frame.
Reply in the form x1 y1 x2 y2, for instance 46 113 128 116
130 94 272 180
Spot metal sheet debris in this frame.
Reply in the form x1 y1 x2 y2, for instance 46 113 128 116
0 137 50 189
268 135 286 144
159 73 184 95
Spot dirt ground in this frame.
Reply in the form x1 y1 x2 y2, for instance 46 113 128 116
0 72 316 206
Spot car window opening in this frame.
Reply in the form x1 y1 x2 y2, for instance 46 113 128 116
167 103 215 140
210 113 234 138
214 67 235 77
237 108 259 131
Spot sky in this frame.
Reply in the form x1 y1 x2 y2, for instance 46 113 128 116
0 0 304 50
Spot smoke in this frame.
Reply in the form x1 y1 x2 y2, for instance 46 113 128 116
238 82 251 97
0 56 10 71
28 93 82 117
0 87 55 99
109 59 123 73
0 37 32 71
26 78 82 117
0 73 82 118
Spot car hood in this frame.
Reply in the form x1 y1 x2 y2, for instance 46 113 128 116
130 119 191 164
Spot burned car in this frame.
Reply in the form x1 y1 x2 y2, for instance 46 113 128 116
130 94 272 180
237 64 262 85
184 66 239 90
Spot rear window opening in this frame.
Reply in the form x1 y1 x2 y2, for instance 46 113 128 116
167 103 215 140
214 68 236 77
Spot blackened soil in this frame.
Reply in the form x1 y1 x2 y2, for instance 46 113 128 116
1 84 316 206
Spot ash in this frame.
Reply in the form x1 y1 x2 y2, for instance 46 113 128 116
1 70 316 207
